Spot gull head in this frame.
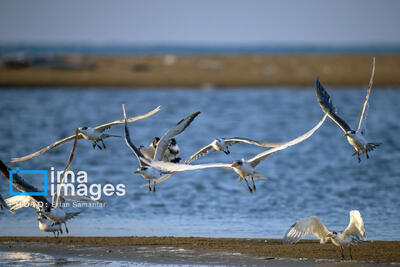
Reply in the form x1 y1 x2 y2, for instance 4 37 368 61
170 138 177 146
152 137 160 148
78 126 90 134
327 231 338 238
133 167 148 174
231 160 243 168
343 130 356 137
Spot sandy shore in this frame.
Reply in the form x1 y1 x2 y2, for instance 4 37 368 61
0 236 399 265
1 54 400 88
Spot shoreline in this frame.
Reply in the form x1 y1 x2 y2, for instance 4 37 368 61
1 54 400 88
1 236 399 264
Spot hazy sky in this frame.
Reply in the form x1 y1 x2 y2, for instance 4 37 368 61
0 0 399 45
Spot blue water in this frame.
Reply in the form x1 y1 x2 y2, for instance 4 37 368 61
0 88 399 240
1 44 400 56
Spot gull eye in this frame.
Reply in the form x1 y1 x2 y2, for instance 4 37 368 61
81 127 88 130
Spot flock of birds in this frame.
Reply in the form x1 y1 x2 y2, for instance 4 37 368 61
0 58 379 260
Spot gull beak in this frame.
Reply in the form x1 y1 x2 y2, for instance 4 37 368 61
231 163 236 167
326 233 333 238
343 132 349 137
133 170 140 174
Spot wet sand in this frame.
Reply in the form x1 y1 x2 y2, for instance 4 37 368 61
0 236 399 265
1 54 400 88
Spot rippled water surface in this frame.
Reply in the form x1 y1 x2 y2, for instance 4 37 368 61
0 88 399 240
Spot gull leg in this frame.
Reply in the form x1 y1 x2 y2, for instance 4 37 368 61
357 153 361 163
153 181 156 192
251 177 256 191
92 142 96 149
59 227 63 235
101 139 106 149
366 152 369 159
148 181 152 192
340 246 345 260
244 179 253 193
224 148 230 155
64 222 69 234
349 246 353 260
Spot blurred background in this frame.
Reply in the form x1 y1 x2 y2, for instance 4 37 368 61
0 0 399 240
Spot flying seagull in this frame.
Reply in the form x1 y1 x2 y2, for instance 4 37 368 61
8 106 162 163
283 210 367 260
185 137 285 164
140 137 181 163
144 114 327 193
122 104 200 191
315 57 381 163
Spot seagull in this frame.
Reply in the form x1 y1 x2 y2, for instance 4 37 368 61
315 57 381 163
8 106 162 163
185 137 285 164
140 137 181 163
76 126 120 150
4 195 80 234
122 104 200 191
37 216 62 237
145 114 327 193
283 210 367 260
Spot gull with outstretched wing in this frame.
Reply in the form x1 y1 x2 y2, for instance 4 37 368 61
8 106 162 163
184 137 284 164
315 57 381 162
146 114 327 193
283 210 367 260
122 104 200 191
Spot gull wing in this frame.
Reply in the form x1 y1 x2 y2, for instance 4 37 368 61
5 195 41 212
122 104 147 167
143 158 231 173
65 211 81 220
154 111 200 161
184 143 214 164
8 134 84 163
357 57 375 135
140 146 156 161
315 77 352 133
283 216 330 244
224 137 284 148
54 129 79 209
95 106 162 132
248 114 327 168
344 210 366 241
0 160 51 212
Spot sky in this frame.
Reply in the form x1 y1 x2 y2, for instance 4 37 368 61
0 0 399 45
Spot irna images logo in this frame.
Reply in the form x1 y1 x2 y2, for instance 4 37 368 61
9 167 126 200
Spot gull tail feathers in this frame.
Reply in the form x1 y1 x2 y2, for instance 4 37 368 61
366 142 381 152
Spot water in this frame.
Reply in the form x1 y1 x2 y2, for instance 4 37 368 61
0 88 399 240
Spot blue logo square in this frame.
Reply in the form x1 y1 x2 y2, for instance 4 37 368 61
9 167 48 196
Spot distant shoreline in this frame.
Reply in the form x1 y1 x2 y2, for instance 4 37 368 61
1 54 400 88
0 236 399 263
